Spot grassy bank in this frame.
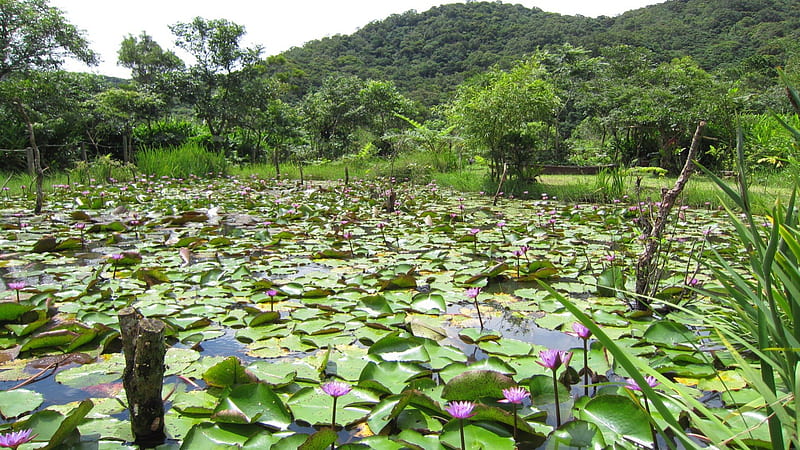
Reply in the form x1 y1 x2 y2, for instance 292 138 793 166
1 157 792 215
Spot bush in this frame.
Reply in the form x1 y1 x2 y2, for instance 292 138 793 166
136 143 228 178
69 154 137 184
133 119 203 149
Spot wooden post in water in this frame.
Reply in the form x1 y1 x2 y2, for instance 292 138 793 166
119 307 166 448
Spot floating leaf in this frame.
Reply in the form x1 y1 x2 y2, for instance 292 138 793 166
642 321 697 349
287 386 369 426
440 421 515 450
0 389 43 418
596 267 625 297
368 333 430 362
21 329 78 351
548 419 606 450
212 383 292 429
576 395 652 447
249 312 281 327
441 370 515 401
31 236 58 253
0 302 37 322
182 422 270 448
458 328 501 344
379 274 416 291
409 292 446 314
203 356 257 388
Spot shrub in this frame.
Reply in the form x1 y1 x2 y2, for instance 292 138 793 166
133 119 203 149
69 154 137 184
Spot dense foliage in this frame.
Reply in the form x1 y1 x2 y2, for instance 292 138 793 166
1 0 800 183
284 0 800 106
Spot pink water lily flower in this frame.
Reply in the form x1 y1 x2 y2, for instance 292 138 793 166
625 375 660 392
321 381 352 397
571 322 592 340
445 401 476 419
537 349 573 370
498 386 530 404
0 428 37 449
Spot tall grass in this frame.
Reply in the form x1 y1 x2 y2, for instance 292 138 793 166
136 143 228 178
549 81 800 448
694 89 800 447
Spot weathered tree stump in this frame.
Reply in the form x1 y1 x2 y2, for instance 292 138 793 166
119 307 166 448
634 120 706 310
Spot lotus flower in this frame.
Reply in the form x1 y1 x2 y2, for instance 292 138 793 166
0 429 36 449
321 381 352 449
445 401 476 450
499 386 530 441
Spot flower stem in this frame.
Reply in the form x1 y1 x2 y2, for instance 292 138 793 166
643 394 659 450
583 339 589 397
512 403 518 441
474 299 484 329
459 418 466 450
552 368 561 427
331 396 338 450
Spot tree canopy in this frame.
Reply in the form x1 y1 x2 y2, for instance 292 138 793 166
0 0 97 80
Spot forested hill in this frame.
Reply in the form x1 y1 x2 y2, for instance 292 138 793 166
281 0 800 105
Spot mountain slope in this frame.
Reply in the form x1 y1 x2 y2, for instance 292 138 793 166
282 0 800 105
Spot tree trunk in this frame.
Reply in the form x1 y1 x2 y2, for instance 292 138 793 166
14 102 44 214
119 307 166 448
25 147 34 176
634 121 706 310
274 148 281 177
122 134 130 164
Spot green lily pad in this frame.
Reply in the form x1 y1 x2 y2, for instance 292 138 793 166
547 419 606 449
359 361 428 394
440 421 516 450
0 302 36 321
212 383 292 429
368 332 430 362
0 388 43 418
459 328 501 344
182 422 274 448
203 356 257 388
287 386 369 426
576 395 652 447
409 292 447 314
596 267 625 297
528 374 571 405
442 370 516 401
642 321 697 349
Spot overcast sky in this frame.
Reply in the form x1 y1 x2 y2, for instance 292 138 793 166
50 0 664 78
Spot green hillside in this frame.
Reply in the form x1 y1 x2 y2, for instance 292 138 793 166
282 0 800 105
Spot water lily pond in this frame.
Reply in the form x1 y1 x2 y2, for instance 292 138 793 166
0 174 764 448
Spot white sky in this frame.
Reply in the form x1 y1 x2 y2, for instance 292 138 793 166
50 0 664 78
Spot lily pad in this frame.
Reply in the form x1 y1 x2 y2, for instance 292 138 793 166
0 388 43 418
212 382 292 429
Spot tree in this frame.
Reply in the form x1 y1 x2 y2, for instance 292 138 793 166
358 80 415 154
0 71 106 213
393 114 461 171
537 44 604 160
0 0 97 213
579 46 732 172
117 32 184 87
447 58 561 180
301 75 366 159
92 88 165 163
0 0 97 80
169 17 262 140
